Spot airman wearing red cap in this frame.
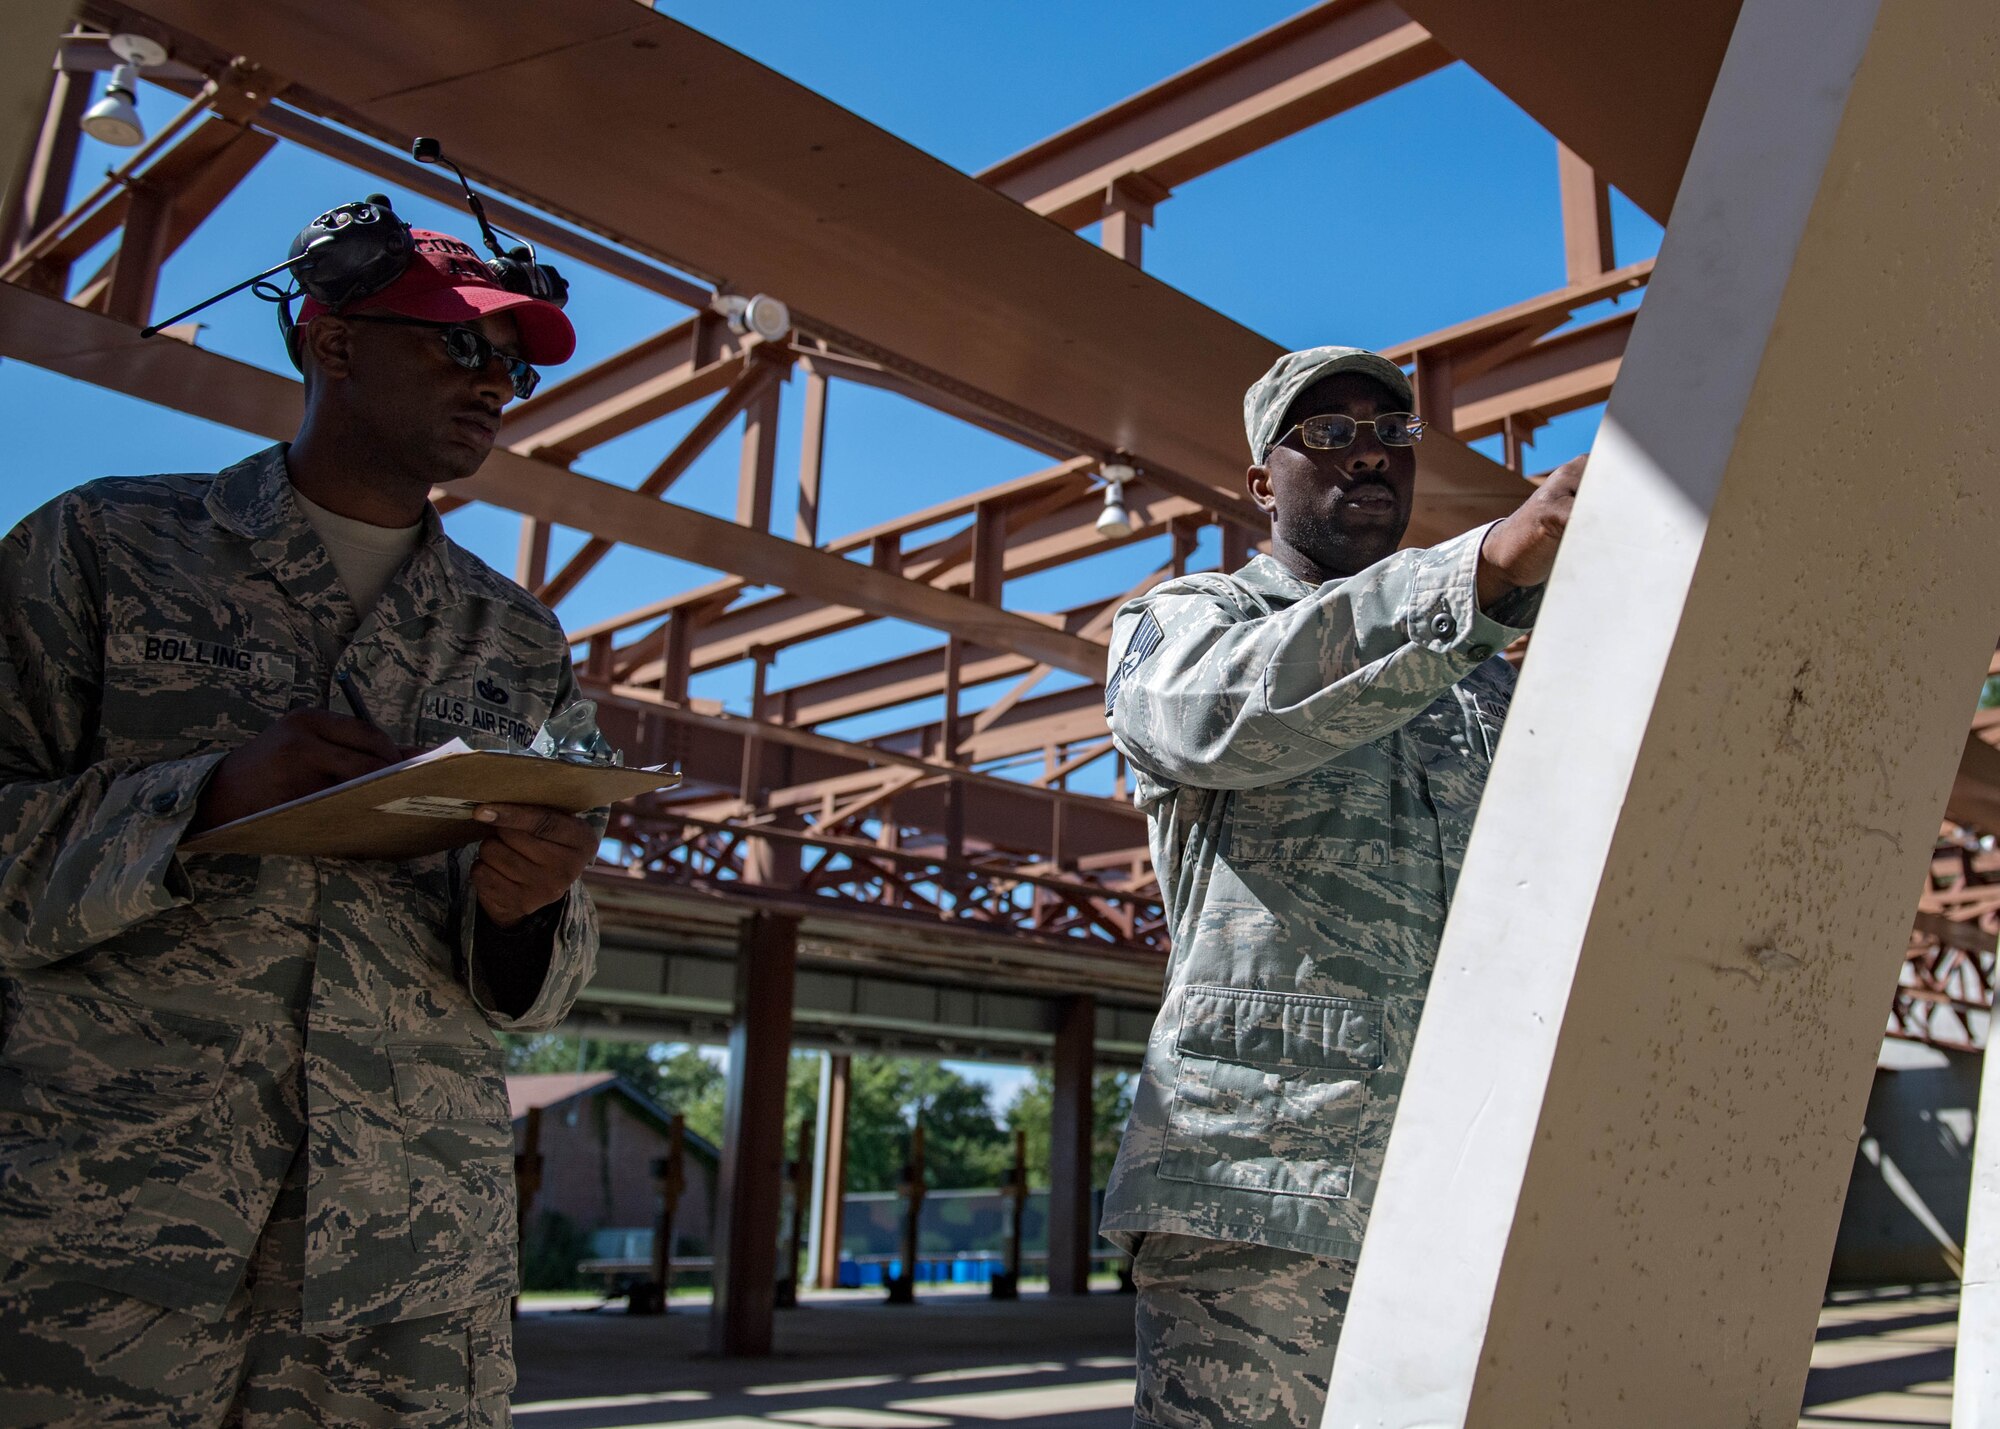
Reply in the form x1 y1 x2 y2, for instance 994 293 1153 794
0 216 600 1424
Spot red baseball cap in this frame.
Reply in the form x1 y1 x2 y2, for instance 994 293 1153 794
297 229 575 365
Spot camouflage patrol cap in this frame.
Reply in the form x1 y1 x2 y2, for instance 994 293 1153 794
1244 346 1415 464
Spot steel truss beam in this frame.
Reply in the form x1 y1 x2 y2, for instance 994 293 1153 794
981 0 1448 231
0 283 1106 677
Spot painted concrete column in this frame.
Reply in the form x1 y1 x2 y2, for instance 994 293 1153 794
1046 994 1095 1295
1956 1042 2000 1424
709 910 800 1356
1324 0 2000 1422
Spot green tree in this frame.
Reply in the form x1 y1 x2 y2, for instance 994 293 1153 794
502 1032 661 1089
843 1057 1011 1192
502 1038 1023 1190
1007 1069 1135 1188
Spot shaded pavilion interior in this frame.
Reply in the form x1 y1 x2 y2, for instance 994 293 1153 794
1 0 1993 1395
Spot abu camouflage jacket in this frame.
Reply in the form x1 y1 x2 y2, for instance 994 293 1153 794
0 445 598 1330
1099 526 1539 1260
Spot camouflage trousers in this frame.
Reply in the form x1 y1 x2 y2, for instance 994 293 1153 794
0 1152 513 1428
1131 1233 1356 1429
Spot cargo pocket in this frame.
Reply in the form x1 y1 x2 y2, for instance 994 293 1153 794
0 987 240 1150
0 987 243 1263
468 1305 517 1427
1158 985 1383 1202
388 1043 515 1258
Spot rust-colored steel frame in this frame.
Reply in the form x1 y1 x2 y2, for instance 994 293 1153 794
7 6 1992 1051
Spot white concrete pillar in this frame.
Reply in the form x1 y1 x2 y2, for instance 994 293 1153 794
805 1050 833 1288
1957 1042 2000 1425
1324 0 2000 1422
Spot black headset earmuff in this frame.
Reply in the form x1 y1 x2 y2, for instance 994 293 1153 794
275 194 416 368
142 138 568 357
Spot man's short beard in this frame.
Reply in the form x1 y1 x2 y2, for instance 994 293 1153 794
1277 506 1393 578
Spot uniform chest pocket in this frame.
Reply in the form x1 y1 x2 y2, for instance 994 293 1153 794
410 681 540 752
388 1042 514 1258
99 633 296 757
1160 986 1383 1203
1229 757 1391 867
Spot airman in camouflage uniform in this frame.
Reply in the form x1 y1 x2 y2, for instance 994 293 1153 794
0 224 600 1425
1099 347 1583 1428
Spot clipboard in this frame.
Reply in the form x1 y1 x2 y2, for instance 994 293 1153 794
180 738 679 859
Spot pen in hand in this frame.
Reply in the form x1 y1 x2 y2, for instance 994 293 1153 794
335 669 422 765
334 669 384 734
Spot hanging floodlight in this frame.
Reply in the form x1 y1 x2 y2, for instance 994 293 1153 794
1096 459 1138 539
81 63 144 147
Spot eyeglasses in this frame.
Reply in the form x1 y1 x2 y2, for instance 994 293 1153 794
345 314 540 399
1275 412 1426 451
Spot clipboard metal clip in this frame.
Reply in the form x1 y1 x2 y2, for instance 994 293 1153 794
531 700 623 768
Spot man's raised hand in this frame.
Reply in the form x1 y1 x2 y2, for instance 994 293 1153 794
1477 453 1586 604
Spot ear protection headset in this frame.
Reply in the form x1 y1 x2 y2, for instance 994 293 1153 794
142 137 570 365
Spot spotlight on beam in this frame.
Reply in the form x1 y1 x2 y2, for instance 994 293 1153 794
715 293 791 341
1096 459 1138 539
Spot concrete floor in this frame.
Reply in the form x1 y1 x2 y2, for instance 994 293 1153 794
511 1283 1960 1429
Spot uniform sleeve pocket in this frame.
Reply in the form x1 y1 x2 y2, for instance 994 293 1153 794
388 1042 515 1258
1158 985 1383 1203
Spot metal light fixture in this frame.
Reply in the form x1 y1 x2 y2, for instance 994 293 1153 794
81 64 145 147
1096 459 1138 539
80 34 170 148
716 292 791 341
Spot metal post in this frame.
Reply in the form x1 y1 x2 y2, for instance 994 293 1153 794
1221 523 1252 573
1098 175 1164 268
1046 995 1095 1295
1556 142 1616 286
736 377 780 533
632 1113 685 1316
992 1126 1028 1300
516 517 550 591
3 67 86 284
1411 346 1456 439
795 369 828 545
886 1120 925 1305
709 911 800 1356
775 1111 813 1308
512 1106 544 1321
101 179 173 327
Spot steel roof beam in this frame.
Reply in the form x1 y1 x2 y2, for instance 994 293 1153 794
980 0 1448 230
0 282 1107 677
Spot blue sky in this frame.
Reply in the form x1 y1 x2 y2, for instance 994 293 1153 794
1 4 1661 1106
